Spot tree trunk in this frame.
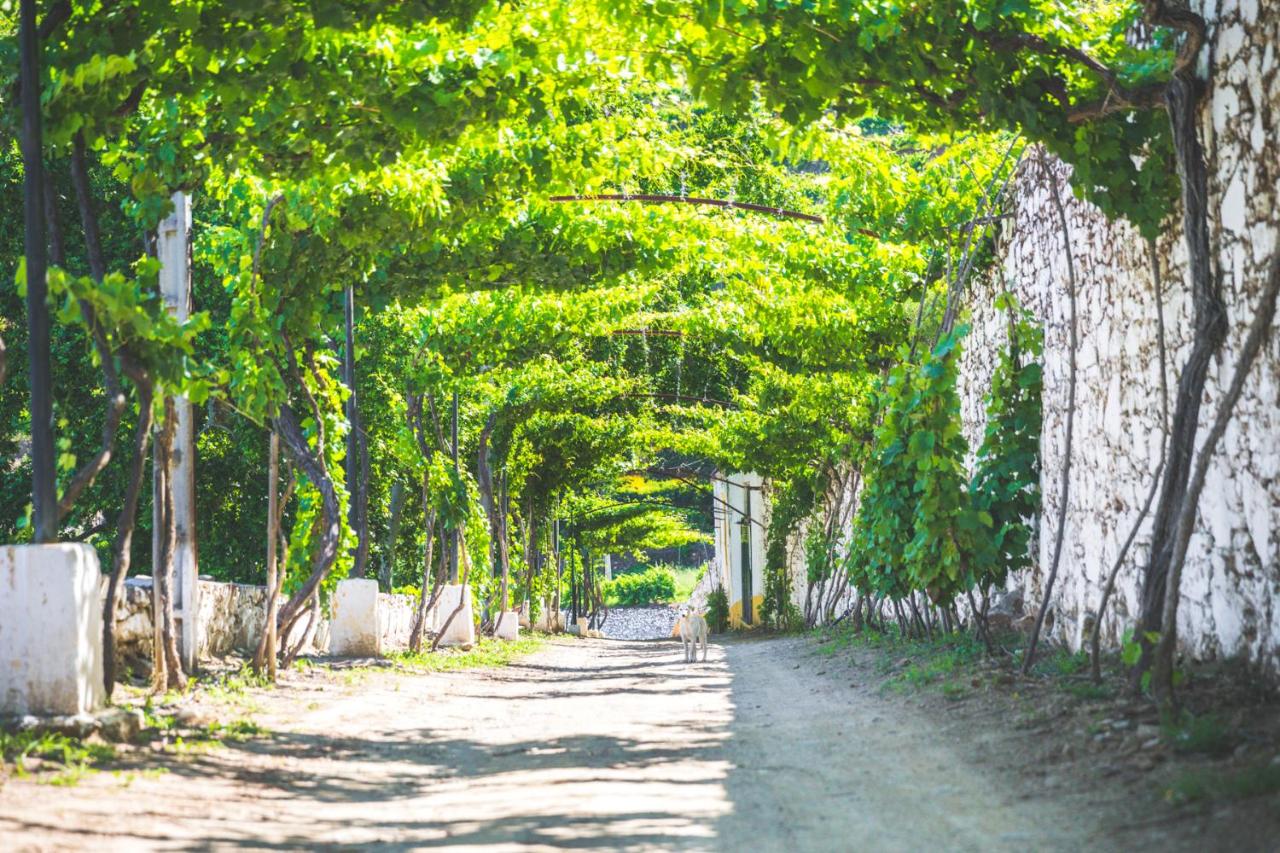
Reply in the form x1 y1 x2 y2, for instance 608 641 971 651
379 480 407 592
432 527 473 652
409 502 440 653
152 400 186 691
1151 249 1280 709
254 453 293 676
274 402 343 634
1133 69 1228 688
101 377 153 696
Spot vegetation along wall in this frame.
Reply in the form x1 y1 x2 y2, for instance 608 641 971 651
958 0 1279 669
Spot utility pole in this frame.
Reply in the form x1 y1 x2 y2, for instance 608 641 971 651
342 283 365 577
265 431 279 681
740 484 754 625
19 0 55 543
449 389 459 582
156 191 199 672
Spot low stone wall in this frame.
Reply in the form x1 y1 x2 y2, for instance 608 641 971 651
381 591 415 651
109 577 416 675
600 606 679 641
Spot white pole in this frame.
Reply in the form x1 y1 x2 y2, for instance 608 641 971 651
266 431 279 681
157 191 199 673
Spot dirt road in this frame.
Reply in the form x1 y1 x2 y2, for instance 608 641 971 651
0 636 1204 851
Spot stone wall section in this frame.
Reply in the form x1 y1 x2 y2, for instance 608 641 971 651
956 0 1279 670
110 577 416 675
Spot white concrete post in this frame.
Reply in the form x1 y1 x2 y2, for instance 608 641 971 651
493 610 520 640
604 553 612 580
434 584 476 647
0 544 105 716
157 190 199 672
330 578 382 657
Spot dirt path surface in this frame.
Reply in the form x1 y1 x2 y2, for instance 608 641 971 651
0 636 1233 851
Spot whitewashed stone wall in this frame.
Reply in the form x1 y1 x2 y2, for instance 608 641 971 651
957 1 1279 670
111 577 416 674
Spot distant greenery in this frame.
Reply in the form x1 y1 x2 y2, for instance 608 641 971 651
604 561 705 606
605 566 677 606
670 564 707 601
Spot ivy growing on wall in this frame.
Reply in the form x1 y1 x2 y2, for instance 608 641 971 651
760 477 814 632
848 298 1043 609
969 294 1044 594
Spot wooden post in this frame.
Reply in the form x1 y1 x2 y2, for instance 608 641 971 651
342 283 365 578
449 390 459 582
18 0 56 543
266 431 280 681
156 191 199 672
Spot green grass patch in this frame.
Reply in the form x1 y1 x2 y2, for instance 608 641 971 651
1031 647 1089 678
670 565 706 601
815 623 985 693
888 639 984 692
1165 761 1280 805
1162 711 1234 756
0 728 116 785
1063 681 1115 701
815 623 862 657
204 718 266 742
391 635 545 672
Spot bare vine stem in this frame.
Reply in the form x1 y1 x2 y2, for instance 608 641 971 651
1152 247 1280 709
1022 153 1079 674
1089 237 1169 682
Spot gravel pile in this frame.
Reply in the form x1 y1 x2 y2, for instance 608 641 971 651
597 605 679 641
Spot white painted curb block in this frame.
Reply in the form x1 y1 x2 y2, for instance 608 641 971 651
435 584 475 647
330 578 381 657
533 601 562 632
0 544 105 716
493 610 520 640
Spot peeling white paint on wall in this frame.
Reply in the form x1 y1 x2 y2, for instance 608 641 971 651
956 0 1279 671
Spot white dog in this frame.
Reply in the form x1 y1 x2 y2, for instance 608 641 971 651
677 607 709 663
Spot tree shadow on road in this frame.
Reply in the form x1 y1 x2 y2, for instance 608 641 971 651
1 638 757 851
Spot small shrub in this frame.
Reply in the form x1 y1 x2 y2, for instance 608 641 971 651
605 567 677 606
705 586 730 633
1166 762 1280 805
1162 711 1234 756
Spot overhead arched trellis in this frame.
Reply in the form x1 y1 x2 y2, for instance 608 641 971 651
548 193 825 224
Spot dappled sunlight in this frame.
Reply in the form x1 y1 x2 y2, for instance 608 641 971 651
1 639 742 850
